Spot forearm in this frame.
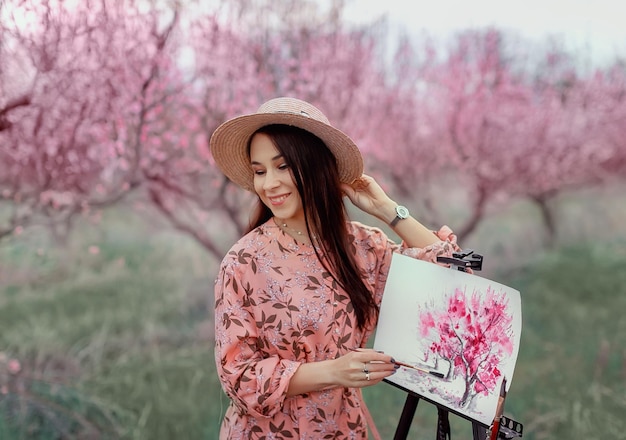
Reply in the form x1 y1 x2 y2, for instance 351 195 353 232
286 359 337 397
342 175 441 248
286 349 397 397
377 200 439 248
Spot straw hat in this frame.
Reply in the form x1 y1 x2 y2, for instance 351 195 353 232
209 97 364 192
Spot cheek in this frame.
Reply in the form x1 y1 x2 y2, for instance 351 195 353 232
252 176 264 195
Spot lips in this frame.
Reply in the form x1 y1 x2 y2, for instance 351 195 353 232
268 194 290 205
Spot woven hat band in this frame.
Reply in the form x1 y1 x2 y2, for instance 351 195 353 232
258 98 331 125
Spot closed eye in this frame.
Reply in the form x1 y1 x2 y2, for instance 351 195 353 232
251 162 289 176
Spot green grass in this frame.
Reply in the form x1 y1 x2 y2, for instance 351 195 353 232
502 243 626 440
1 203 626 439
0 210 221 439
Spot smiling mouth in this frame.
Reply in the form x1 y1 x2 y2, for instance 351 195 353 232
268 194 289 204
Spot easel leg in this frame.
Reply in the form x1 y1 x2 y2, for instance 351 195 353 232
391 391 503 440
436 408 451 440
393 393 420 440
472 421 488 440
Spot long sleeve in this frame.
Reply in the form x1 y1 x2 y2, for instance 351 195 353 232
396 225 461 263
214 248 301 419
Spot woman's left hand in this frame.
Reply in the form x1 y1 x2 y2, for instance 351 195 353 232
341 174 395 221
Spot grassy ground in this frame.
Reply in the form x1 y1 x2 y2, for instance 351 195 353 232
1 188 626 439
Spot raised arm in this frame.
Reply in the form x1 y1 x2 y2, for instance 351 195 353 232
341 174 439 248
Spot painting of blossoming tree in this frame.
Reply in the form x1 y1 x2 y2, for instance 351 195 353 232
373 253 522 426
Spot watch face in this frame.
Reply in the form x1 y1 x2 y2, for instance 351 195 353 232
396 205 409 219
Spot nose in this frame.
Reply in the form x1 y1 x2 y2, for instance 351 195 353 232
263 169 280 190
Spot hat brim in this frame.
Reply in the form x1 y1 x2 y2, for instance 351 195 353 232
209 112 363 192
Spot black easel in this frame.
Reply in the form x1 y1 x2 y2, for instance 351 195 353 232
390 250 523 440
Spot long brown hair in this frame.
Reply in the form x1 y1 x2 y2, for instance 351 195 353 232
246 124 378 330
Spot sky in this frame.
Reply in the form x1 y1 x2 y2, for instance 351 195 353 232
338 0 625 67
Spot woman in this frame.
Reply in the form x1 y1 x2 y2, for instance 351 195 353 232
210 97 461 439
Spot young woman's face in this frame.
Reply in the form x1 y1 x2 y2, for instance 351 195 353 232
249 132 305 224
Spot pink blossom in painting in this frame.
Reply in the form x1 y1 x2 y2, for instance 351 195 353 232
418 286 514 407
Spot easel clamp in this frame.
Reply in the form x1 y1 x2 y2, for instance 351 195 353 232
437 249 484 272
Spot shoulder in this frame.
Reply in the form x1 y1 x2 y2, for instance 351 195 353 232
220 220 277 265
347 220 389 240
346 220 393 249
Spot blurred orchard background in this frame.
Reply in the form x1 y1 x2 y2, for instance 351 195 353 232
1 0 625 438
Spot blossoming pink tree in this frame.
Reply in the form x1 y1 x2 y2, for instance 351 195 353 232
384 29 626 243
1 0 398 259
132 0 405 258
0 0 182 243
418 286 514 407
597 64 626 177
501 48 624 244
2 1 624 256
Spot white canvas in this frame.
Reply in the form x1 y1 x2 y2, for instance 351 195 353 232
373 253 522 426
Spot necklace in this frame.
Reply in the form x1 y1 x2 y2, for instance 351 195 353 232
276 219 314 244
279 221 305 236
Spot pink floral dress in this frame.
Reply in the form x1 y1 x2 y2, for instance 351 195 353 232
214 219 460 439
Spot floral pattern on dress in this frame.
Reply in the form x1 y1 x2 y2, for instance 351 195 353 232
214 219 461 439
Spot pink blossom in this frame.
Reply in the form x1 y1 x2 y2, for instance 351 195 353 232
7 359 21 374
417 284 514 406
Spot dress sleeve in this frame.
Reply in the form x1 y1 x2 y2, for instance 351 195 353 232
213 250 301 419
398 225 462 264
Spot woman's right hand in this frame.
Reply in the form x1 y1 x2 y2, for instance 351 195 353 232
286 348 398 396
330 348 398 388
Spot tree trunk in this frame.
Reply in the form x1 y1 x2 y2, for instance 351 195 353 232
530 193 556 248
457 183 488 242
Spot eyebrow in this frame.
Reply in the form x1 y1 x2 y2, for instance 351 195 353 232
250 154 284 165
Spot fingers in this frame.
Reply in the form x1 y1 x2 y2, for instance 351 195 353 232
348 349 399 386
351 348 394 364
350 175 371 190
343 175 371 192
340 183 356 199
357 362 395 384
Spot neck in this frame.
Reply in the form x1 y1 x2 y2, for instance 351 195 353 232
274 217 313 245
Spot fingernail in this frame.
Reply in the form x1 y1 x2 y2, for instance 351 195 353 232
390 358 396 363
394 364 400 369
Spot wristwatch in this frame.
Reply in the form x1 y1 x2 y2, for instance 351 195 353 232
390 205 410 227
